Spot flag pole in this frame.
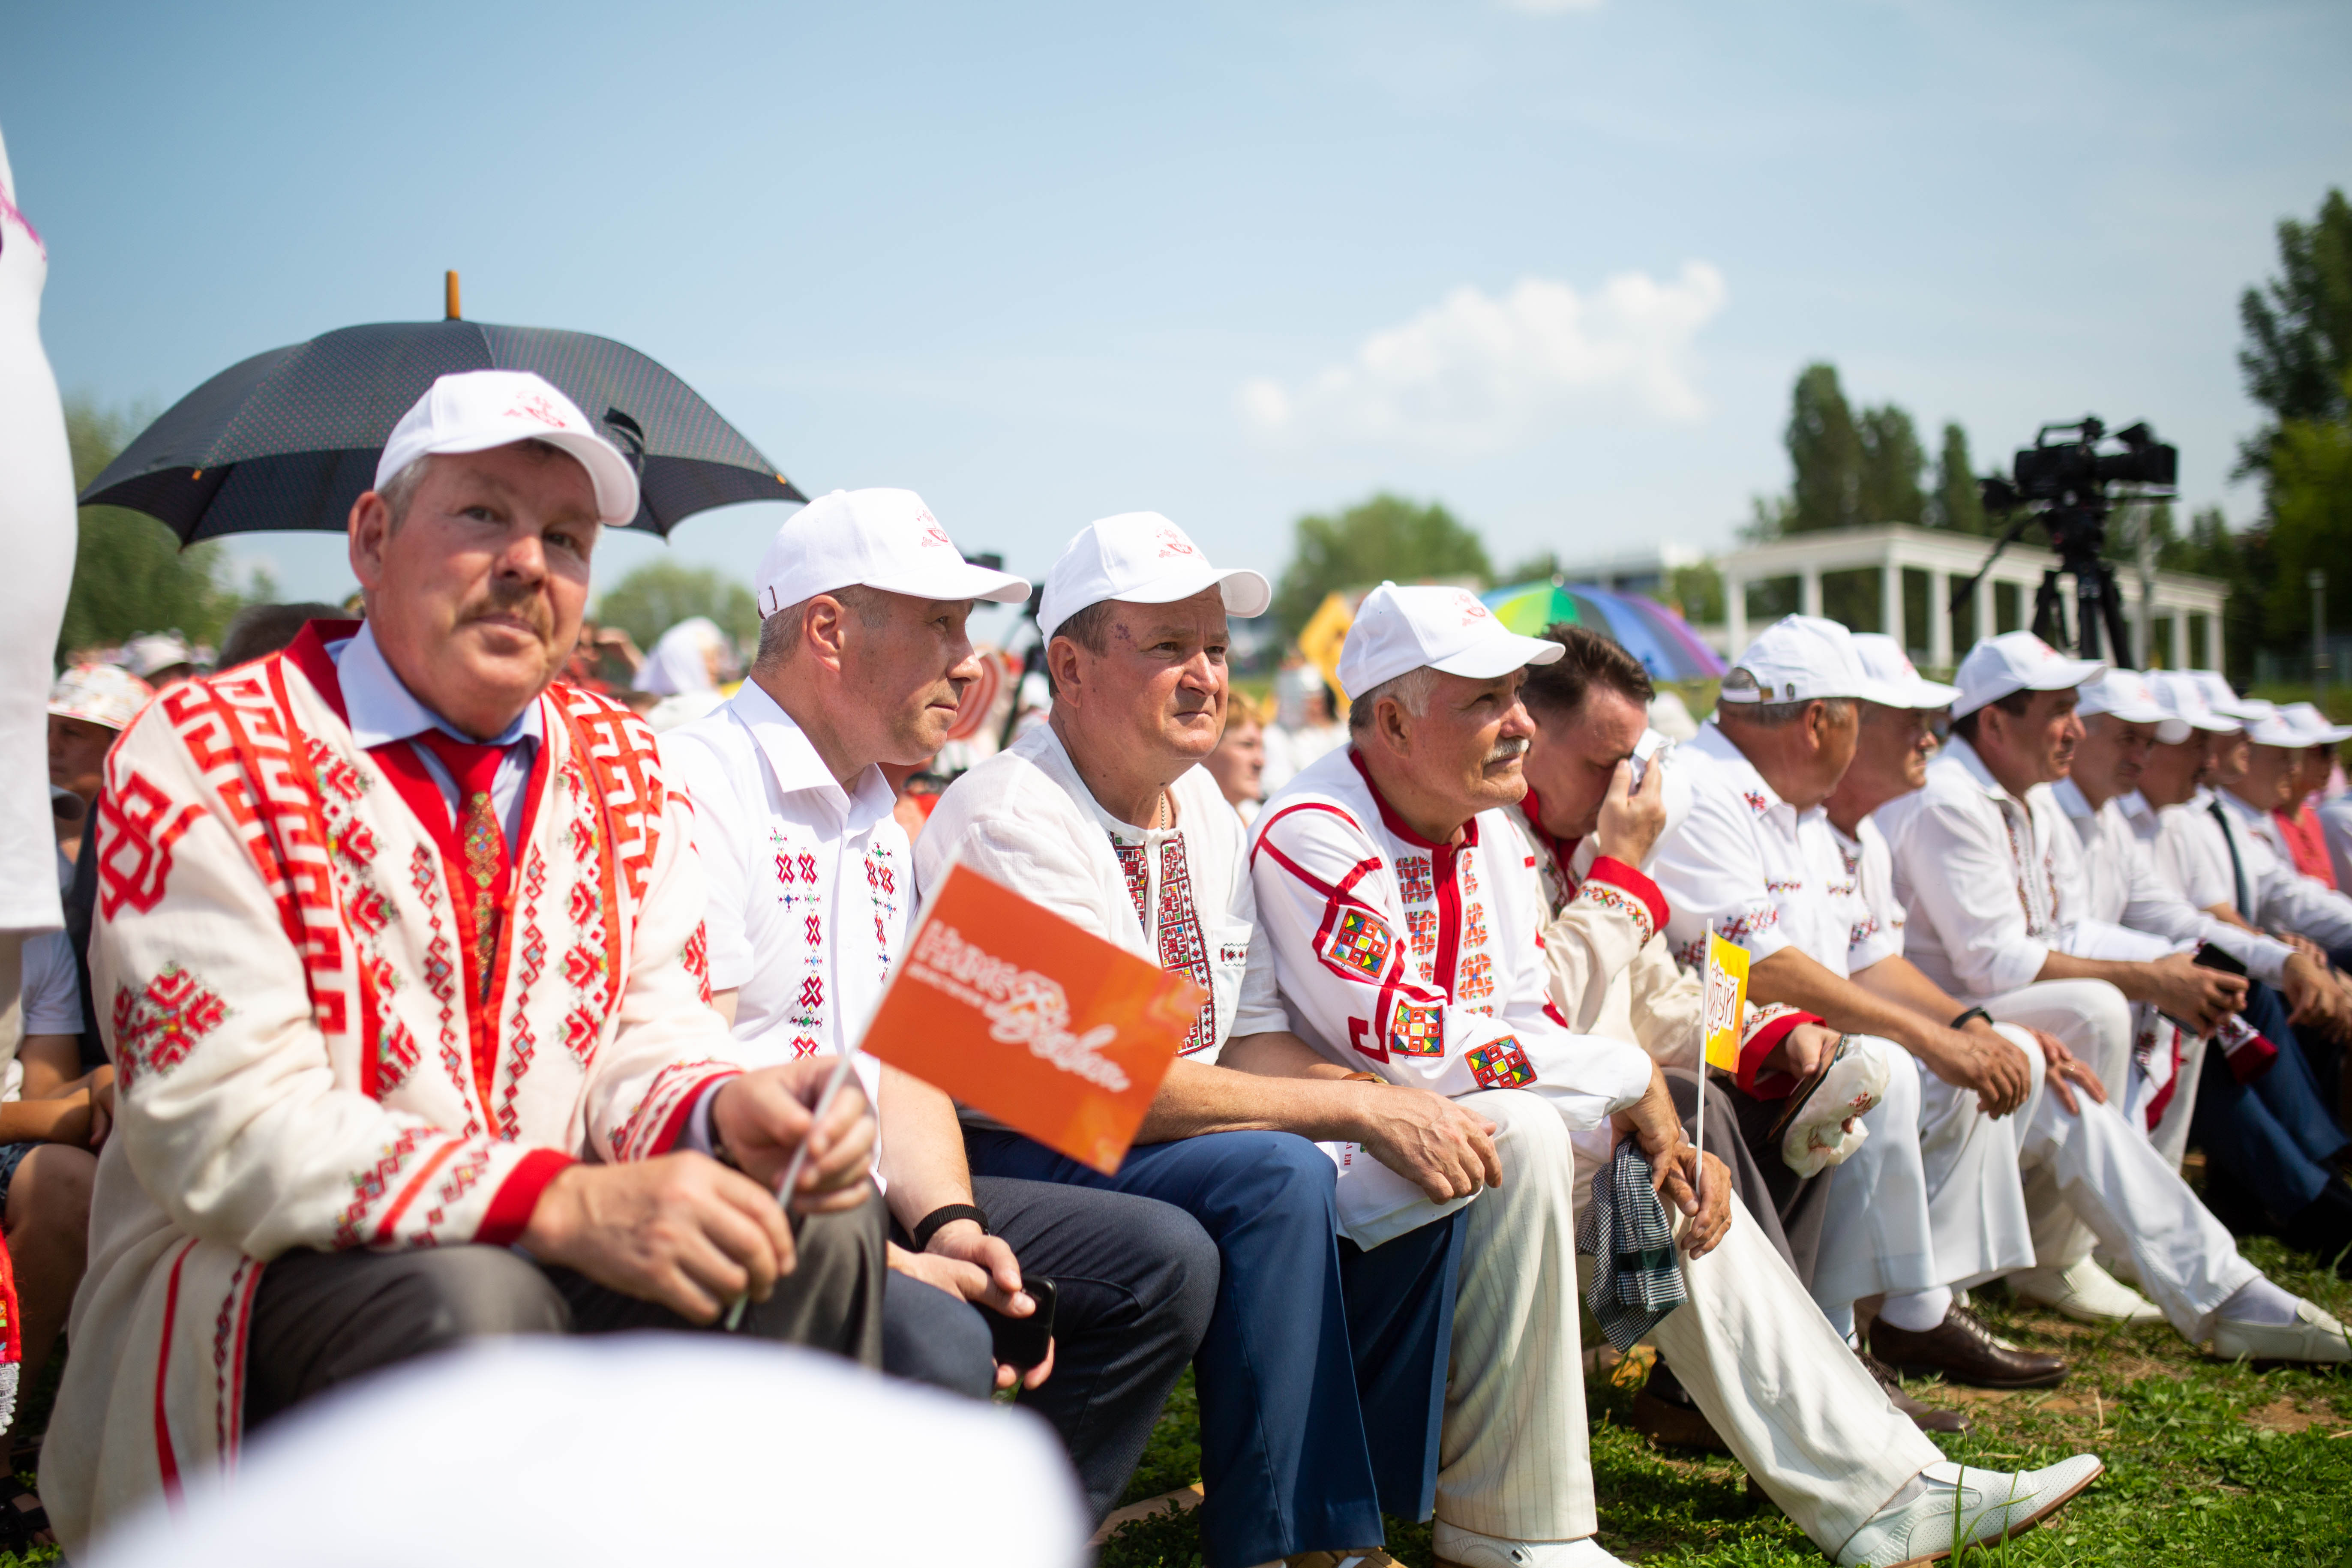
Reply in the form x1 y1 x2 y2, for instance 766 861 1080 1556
1694 920 1709 1205
723 1049 861 1331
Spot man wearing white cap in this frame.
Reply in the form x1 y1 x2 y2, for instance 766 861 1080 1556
1248 594 2096 1568
1650 618 2064 1388
665 489 1216 1523
45 371 886 1549
919 516 1481 1568
2268 703 2350 887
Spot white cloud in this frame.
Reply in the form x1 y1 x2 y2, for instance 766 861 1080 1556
1238 262 1728 455
1499 0 1605 13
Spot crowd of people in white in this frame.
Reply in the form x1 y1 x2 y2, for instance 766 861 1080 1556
9 366 2352 1568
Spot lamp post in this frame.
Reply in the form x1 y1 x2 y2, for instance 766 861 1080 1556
2313 568 2328 702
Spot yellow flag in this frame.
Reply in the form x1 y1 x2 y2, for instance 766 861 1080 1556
1701 931 1749 1073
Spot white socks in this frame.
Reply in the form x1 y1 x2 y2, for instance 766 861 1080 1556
2216 1274 2301 1326
1877 1286 1953 1333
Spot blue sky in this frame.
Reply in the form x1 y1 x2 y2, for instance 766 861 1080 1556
4 0 2347 608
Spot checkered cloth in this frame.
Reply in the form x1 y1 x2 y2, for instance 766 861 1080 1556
1576 1137 1687 1352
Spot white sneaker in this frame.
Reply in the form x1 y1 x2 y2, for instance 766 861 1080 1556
1432 1522 1628 1567
2212 1298 2352 1364
1835 1456 2103 1566
2009 1259 2164 1325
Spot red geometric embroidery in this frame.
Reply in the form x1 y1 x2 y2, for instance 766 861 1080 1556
1458 851 1479 897
111 965 230 1086
1154 834 1216 1054
563 944 607 995
1466 1037 1536 1088
346 886 392 936
1396 855 1434 905
1458 952 1495 1001
96 774 206 918
798 975 825 1012
567 881 600 928
1325 908 1394 978
564 1007 603 1061
681 923 712 1005
334 1127 434 1246
792 1036 820 1058
1463 901 1489 950
1114 842 1149 929
1389 1001 1444 1057
1407 908 1437 958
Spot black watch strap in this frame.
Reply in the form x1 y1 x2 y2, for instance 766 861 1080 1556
912 1203 990 1253
1950 1006 1992 1031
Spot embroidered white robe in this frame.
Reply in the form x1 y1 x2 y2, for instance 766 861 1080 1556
42 626 740 1548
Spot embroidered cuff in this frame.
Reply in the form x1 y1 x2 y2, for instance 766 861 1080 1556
1584 856 1668 935
651 1069 743 1157
1731 1004 1822 1099
477 1148 577 1247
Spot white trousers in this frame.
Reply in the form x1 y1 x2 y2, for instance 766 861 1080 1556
1815 1030 2041 1313
1441 1089 1935 1551
2121 1006 2210 1172
1982 980 2135 1270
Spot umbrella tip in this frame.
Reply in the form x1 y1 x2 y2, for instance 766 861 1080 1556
444 270 461 321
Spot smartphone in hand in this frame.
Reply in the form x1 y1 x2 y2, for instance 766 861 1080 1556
978 1276 1056 1371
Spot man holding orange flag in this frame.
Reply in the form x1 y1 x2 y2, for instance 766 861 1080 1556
667 489 1216 1526
1245 585 2102 1568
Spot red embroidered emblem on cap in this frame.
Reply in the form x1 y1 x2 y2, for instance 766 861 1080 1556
507 393 565 428
1155 527 1196 558
1458 593 1490 624
915 509 951 547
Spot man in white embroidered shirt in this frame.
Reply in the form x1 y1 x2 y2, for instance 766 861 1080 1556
1248 588 2100 1568
919 516 1491 1568
666 490 1216 1525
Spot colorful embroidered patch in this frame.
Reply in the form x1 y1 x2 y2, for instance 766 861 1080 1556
1463 901 1489 949
1389 1001 1444 1056
1396 855 1435 904
1741 790 1772 815
1458 851 1479 896
1326 908 1394 977
1406 908 1437 958
112 964 230 1085
1458 951 1495 1000
1466 1037 1536 1088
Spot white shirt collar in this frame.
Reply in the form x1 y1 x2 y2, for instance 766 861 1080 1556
2119 788 2158 826
1690 721 1796 818
1939 733 2020 806
331 621 542 752
2052 775 2096 821
725 679 895 829
2217 786 2266 822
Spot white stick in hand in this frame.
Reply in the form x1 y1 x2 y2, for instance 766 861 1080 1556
724 1051 861 1333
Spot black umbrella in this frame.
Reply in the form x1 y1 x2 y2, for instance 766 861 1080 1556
81 309 806 540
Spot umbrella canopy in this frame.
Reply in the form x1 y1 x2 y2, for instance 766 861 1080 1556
1480 580 1727 681
80 319 805 540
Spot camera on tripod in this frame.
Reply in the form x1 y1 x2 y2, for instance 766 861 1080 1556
1953 416 2179 662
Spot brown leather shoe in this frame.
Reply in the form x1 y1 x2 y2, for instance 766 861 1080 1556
1630 1388 1731 1452
1868 1304 2067 1389
1856 1348 1969 1435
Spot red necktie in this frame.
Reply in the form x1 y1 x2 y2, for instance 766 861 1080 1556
414 731 513 1003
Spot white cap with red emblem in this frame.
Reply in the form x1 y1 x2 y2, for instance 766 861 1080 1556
1336 581 1564 700
754 488 1029 616
375 369 642 528
1038 512 1271 641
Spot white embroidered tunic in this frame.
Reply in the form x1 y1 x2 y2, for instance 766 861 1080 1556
45 625 739 1548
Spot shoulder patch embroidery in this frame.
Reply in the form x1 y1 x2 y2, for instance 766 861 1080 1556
1389 1000 1444 1057
112 965 231 1087
1325 908 1395 978
1466 1037 1536 1088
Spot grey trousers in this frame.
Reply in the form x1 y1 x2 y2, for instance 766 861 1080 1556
1664 1068 1824 1285
244 1191 888 1433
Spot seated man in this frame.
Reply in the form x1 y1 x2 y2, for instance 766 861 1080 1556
1506 625 1964 1442
918 515 1481 1568
45 373 883 1550
667 488 1216 1522
1833 655 2348 1367
1249 586 2099 1568
1650 617 2066 1385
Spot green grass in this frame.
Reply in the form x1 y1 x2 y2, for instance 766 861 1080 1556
1099 1235 2352 1566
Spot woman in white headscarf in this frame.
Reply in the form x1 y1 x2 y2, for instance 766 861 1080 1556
633 617 733 732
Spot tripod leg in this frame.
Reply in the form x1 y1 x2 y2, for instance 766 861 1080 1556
2034 570 2072 651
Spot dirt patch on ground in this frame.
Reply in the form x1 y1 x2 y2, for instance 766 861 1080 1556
2246 1396 2343 1435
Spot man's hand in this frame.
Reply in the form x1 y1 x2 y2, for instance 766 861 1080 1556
1759 1022 1841 1082
2140 951 2248 1035
1680 1150 1733 1258
710 1061 878 1212
1913 1022 2032 1117
2032 1027 2107 1115
1354 1083 1503 1201
1592 753 1669 867
887 1226 1056 1391
86 1067 115 1151
1613 1063 1699 1217
520 1154 794 1323
2282 952 2351 1039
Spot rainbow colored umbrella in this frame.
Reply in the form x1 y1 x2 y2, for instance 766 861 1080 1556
1480 580 1726 681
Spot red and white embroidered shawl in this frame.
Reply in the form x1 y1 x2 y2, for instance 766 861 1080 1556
42 625 739 1549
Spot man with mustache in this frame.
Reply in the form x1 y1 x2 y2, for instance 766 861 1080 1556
664 489 1216 1524
918 518 1481 1568
45 372 882 1550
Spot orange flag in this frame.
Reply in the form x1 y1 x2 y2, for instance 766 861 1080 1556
861 863 1203 1174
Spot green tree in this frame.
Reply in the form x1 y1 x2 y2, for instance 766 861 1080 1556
1494 548 1560 588
1925 422 1989 534
57 397 249 663
1855 404 1926 526
2167 506 2269 684
1272 493 1491 636
2259 372 2352 648
2238 188 2352 477
1785 363 1864 533
594 558 760 651
1666 561 1724 624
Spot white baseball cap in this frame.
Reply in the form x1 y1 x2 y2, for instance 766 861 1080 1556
2149 671 2240 735
2076 669 2184 743
375 370 641 528
2276 701 2352 747
753 488 1028 617
1719 615 1903 708
121 632 195 678
2188 670 2267 723
1037 513 1271 641
1950 631 2105 719
1849 633 1959 710
1336 582 1563 700
2237 698 2308 749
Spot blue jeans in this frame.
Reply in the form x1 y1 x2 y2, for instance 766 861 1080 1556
2194 981 2351 1221
966 1127 1463 1568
